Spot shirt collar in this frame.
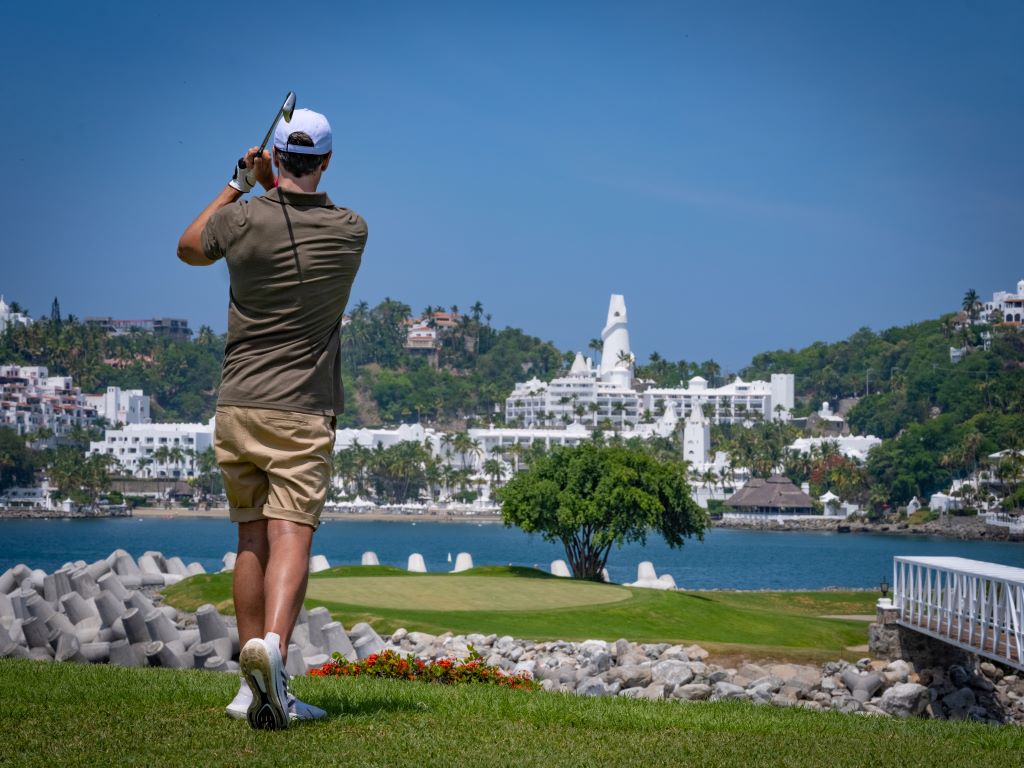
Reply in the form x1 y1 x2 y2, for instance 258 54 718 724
265 187 333 208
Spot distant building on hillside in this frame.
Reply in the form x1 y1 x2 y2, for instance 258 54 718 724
85 316 192 340
0 365 96 436
89 421 212 479
981 279 1024 326
505 295 795 430
0 296 32 332
85 386 151 426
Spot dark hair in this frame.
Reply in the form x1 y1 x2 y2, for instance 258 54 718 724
277 131 328 177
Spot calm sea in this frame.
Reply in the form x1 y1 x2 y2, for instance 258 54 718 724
2 518 1022 590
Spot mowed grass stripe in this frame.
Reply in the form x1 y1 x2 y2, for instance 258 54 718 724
305 574 633 611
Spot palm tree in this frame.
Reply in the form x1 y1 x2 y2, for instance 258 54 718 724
962 289 981 321
482 458 506 489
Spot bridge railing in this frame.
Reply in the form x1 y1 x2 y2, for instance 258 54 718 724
893 556 1024 670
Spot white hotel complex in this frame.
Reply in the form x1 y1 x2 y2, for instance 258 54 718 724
89 422 213 479
0 365 97 436
506 295 794 430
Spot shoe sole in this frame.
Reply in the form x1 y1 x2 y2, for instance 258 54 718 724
239 642 288 730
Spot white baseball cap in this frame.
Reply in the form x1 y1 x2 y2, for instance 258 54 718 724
274 108 332 155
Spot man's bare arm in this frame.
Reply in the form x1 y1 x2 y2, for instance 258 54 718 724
177 148 274 267
177 185 243 266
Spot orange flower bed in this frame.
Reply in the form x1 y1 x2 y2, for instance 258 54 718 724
310 647 539 691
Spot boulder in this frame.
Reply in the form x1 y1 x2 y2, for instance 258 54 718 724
619 683 665 700
651 660 695 688
878 683 929 718
732 663 770 688
673 683 712 701
576 676 615 697
942 687 977 721
710 682 747 702
607 664 652 689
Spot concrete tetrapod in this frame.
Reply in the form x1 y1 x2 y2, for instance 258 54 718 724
286 643 308 677
407 553 427 573
145 640 186 669
306 606 332 650
97 572 131 601
108 638 142 668
550 560 572 578
309 555 331 573
361 551 380 566
350 622 386 660
452 553 474 573
321 621 356 661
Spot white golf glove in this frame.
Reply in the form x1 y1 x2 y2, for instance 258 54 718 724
229 162 257 193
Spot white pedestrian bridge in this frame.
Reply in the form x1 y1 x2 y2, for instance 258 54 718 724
893 556 1024 670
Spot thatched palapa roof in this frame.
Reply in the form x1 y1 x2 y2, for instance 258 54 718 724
725 475 814 511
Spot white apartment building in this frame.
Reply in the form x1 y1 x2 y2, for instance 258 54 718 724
787 435 882 463
89 422 213 479
506 295 794 429
0 365 97 436
85 386 151 426
0 296 32 332
982 279 1024 325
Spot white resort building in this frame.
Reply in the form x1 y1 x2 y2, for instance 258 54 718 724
85 386 151 426
88 422 213 479
0 365 97 436
0 296 32 332
506 295 794 430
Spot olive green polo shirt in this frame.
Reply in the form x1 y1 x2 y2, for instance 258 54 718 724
202 187 366 416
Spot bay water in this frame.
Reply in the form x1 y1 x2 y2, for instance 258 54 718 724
2 518 1023 590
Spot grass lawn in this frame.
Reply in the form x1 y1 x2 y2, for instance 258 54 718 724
164 566 878 663
1 659 1019 768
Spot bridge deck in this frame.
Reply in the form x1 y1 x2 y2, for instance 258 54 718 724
894 556 1024 671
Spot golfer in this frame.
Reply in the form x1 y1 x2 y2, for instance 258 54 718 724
177 108 366 729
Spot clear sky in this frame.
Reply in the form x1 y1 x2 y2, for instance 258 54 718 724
1 1 1020 370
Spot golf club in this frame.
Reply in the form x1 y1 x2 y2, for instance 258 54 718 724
237 91 296 169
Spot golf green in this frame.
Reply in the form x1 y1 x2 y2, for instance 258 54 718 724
305 574 634 611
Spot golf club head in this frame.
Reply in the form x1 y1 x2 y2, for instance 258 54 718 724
282 91 296 123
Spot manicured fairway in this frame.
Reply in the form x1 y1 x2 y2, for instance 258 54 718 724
165 566 877 661
1 660 1018 768
305 573 634 611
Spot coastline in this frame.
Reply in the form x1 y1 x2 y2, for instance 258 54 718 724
125 507 507 524
2 506 1020 541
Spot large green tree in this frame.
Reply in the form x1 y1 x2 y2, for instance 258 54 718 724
497 441 707 580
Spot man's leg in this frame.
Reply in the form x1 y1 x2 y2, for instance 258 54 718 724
233 519 270 650
263 518 314 661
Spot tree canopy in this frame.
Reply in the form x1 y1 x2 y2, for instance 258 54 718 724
497 441 707 580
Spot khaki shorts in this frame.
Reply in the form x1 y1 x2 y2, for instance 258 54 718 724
214 406 336 530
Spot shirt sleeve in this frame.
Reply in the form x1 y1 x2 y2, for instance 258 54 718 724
201 202 248 262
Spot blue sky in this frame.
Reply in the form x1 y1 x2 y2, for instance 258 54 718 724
1 1 1021 371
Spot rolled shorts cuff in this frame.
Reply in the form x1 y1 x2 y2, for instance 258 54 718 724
228 506 266 524
262 503 321 530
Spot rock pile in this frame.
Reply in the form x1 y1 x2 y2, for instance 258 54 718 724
379 630 1024 725
0 551 373 674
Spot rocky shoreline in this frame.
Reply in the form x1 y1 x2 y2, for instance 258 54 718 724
2 549 1022 726
715 514 1024 542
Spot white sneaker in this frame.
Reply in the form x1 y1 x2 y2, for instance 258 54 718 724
288 695 327 721
225 677 251 719
239 632 289 730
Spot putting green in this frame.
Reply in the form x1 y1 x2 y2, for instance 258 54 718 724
305 575 634 612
